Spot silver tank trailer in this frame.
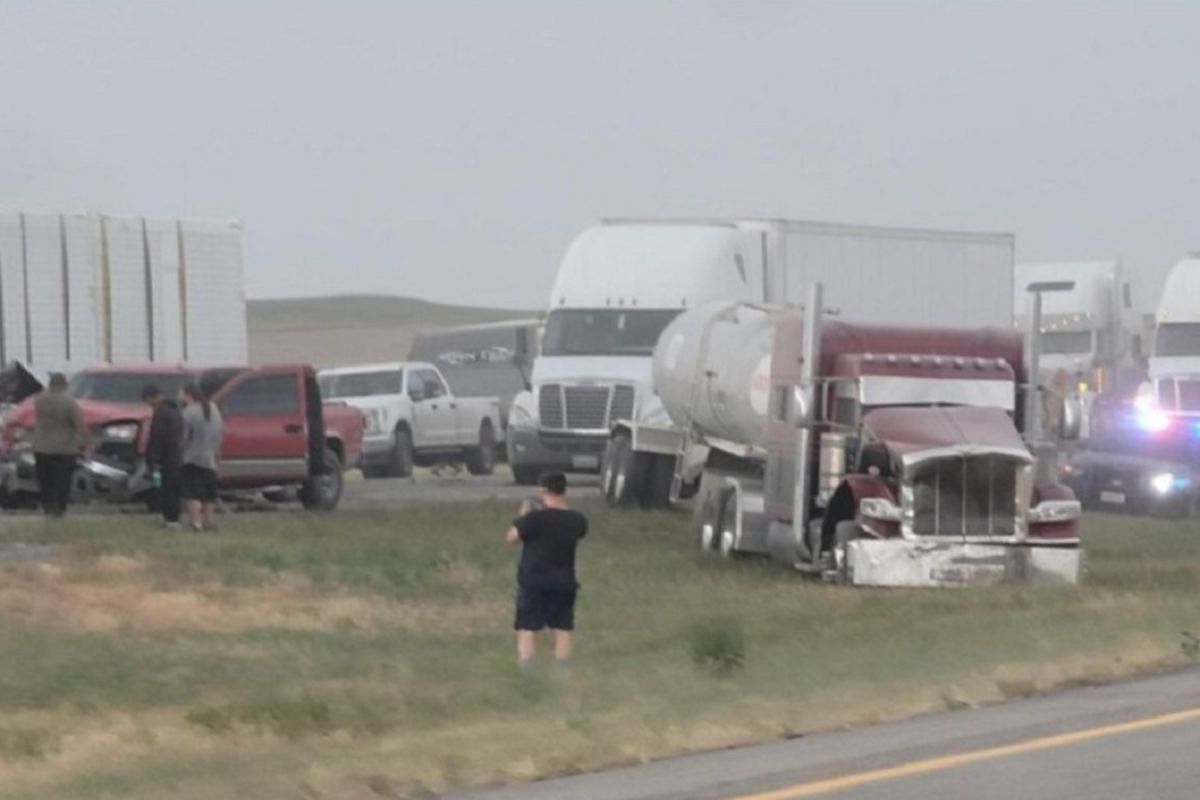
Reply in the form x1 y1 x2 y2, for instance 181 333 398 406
652 302 777 448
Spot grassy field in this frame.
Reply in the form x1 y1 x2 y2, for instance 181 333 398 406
247 294 535 367
0 505 1198 799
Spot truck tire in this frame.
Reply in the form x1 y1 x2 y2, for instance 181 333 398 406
387 427 415 478
465 422 497 476
300 447 343 511
716 487 741 558
601 433 628 505
606 431 643 508
639 454 675 509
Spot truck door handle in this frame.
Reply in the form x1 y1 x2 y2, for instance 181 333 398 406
283 423 304 434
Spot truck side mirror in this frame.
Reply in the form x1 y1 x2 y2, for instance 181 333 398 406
1057 395 1083 440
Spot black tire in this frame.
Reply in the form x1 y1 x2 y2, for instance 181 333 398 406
511 463 541 486
716 487 741 558
465 422 497 476
602 433 628 505
607 431 643 508
639 454 675 509
300 447 343 511
388 427 415 478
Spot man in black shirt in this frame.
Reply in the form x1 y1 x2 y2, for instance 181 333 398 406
143 385 184 529
505 472 588 670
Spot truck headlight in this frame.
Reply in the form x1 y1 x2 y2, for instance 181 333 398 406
103 423 139 442
860 497 902 521
364 409 388 435
1150 472 1186 495
1028 499 1082 523
510 404 536 430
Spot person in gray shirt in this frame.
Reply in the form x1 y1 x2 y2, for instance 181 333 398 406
179 383 224 531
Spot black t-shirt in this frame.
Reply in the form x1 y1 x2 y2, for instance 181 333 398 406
516 508 588 591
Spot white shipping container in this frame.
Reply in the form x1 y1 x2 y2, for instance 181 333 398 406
0 210 247 373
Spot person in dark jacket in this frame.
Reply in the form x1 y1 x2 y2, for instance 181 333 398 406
33 373 87 517
143 385 184 529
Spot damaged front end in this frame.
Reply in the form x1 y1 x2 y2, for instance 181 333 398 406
844 443 1082 587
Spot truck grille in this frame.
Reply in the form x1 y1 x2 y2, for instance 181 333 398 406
910 455 1019 538
538 383 635 431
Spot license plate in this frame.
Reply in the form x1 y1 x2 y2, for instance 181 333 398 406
571 455 600 470
1100 491 1126 505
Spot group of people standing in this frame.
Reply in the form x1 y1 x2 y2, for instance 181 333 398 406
142 384 225 530
30 376 224 529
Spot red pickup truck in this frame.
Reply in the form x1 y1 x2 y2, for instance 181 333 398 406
0 364 364 511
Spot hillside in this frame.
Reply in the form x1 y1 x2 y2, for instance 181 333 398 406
246 294 537 368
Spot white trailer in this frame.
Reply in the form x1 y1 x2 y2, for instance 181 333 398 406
0 211 246 376
508 218 1015 486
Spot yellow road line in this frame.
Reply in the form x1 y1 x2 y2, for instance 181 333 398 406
730 706 1200 800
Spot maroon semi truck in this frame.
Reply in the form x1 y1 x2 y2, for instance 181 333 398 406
0 364 364 510
605 286 1083 587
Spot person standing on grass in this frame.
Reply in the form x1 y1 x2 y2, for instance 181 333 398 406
32 372 88 517
179 383 224 532
505 472 588 671
143 385 184 530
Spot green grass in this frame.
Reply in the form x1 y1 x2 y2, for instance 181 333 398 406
0 506 1197 799
247 294 534 332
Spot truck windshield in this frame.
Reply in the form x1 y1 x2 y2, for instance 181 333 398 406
542 309 681 356
320 371 403 398
1041 330 1092 355
68 372 195 404
1155 323 1200 357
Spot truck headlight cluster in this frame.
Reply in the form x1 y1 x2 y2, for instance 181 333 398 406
1150 472 1188 495
102 423 139 442
365 408 388 435
509 404 536 430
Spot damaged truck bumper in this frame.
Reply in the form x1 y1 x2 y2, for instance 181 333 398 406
843 539 1082 587
0 451 148 503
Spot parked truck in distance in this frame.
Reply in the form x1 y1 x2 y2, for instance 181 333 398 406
318 362 503 478
408 319 539 435
0 364 363 510
608 288 1082 587
507 218 1016 486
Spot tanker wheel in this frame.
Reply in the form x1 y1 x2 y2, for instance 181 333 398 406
699 489 721 551
639 454 675 510
608 431 643 508
601 434 626 505
717 487 741 558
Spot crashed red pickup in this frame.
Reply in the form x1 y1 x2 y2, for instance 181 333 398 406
0 364 364 510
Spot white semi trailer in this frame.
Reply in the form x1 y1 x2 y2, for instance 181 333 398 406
0 211 246 377
507 217 1016 491
1148 255 1200 414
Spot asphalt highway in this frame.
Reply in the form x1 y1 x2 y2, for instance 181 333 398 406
451 670 1200 800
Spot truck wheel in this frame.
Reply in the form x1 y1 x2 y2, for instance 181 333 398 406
717 487 740 558
699 490 722 551
607 431 643 508
639 454 675 509
602 433 628 505
834 520 863 582
465 422 497 476
300 447 343 511
387 428 415 478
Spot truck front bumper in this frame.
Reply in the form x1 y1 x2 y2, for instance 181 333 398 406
506 428 606 473
1 450 149 503
360 433 397 468
843 539 1082 587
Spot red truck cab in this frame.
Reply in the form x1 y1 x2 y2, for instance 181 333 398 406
1 364 364 510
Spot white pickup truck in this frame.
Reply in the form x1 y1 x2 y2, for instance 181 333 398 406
317 361 503 478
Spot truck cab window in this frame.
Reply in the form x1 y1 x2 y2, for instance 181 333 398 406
222 374 300 416
416 370 446 399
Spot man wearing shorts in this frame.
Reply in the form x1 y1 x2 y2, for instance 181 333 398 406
505 472 588 670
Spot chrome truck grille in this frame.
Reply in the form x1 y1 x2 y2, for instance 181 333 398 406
538 384 635 431
910 456 1020 538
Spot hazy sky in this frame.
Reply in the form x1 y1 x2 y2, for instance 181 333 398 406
2 1 1198 310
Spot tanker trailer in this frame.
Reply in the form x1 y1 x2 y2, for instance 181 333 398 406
608 288 1084 587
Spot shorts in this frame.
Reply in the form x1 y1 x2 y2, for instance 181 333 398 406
180 464 219 502
514 586 577 631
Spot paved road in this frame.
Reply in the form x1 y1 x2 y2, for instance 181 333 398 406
343 468 600 509
451 670 1200 800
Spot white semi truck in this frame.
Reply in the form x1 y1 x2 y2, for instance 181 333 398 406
1013 260 1137 396
507 218 1015 487
1148 255 1200 413
0 211 246 378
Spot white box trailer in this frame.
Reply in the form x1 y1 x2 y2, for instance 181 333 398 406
0 211 246 378
508 218 1015 484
